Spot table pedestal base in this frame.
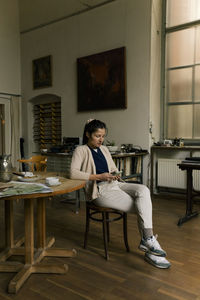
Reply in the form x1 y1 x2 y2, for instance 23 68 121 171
0 236 25 261
8 263 69 294
0 235 77 294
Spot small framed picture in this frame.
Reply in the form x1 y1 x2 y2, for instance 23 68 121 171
32 55 52 89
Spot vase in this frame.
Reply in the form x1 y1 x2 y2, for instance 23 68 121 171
0 154 12 182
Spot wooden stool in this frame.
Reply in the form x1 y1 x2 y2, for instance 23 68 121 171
84 202 130 260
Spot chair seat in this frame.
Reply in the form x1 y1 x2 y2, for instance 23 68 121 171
84 201 130 260
87 202 121 212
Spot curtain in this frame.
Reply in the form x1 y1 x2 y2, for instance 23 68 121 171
10 96 21 171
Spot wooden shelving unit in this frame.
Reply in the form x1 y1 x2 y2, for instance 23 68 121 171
33 102 61 148
112 152 148 183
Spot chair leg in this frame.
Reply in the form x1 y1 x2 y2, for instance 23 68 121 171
84 205 90 249
102 212 109 260
105 212 110 243
123 213 130 252
75 190 80 214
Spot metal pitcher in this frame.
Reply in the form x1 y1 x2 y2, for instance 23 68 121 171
0 154 12 182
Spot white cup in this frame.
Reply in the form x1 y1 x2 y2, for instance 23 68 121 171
45 177 59 186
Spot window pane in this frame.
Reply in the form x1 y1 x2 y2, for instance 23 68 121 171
195 26 200 63
194 104 200 138
166 0 200 27
194 66 200 101
166 29 195 68
167 105 192 138
165 2 200 140
167 68 192 102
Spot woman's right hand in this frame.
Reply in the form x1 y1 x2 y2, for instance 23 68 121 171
89 172 117 181
97 172 117 181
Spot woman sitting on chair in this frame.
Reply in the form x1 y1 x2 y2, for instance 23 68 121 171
70 119 171 269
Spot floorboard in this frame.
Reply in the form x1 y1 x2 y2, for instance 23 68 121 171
0 193 200 299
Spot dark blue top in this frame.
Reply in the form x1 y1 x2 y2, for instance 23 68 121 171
89 146 109 174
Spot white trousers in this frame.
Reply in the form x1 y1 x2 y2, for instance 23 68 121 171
93 181 153 232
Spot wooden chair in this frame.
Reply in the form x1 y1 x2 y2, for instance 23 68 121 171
84 201 130 260
18 155 47 172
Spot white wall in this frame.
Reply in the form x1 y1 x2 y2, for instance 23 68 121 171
20 0 153 183
0 0 21 94
19 0 94 33
0 0 21 157
150 0 162 146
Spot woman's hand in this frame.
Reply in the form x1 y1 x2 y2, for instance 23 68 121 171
89 172 118 181
98 172 117 181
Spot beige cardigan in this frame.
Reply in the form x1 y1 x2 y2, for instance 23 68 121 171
70 145 118 200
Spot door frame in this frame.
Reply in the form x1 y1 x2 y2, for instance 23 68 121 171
0 97 11 155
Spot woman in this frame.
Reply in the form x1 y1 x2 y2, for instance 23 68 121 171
70 119 171 269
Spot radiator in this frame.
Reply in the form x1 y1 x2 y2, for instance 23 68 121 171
157 158 200 190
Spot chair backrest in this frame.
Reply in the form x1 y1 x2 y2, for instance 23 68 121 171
18 155 47 172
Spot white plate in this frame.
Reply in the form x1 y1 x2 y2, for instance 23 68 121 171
17 175 40 182
20 172 34 177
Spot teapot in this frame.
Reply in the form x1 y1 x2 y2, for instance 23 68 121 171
0 154 12 182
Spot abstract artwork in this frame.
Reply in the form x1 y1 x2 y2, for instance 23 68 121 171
77 47 126 111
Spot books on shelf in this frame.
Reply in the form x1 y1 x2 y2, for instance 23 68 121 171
113 155 142 180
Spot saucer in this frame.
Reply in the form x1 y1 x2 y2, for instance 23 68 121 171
46 181 61 186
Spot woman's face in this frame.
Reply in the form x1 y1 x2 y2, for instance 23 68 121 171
87 128 106 149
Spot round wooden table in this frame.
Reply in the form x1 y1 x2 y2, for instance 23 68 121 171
0 173 85 293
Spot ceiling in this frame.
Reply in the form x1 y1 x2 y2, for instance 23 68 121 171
19 0 116 33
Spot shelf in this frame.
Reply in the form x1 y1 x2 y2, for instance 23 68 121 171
33 102 61 148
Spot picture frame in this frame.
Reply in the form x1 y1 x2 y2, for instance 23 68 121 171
32 55 52 89
77 47 126 111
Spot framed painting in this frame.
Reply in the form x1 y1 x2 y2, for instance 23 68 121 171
77 47 126 111
33 55 52 89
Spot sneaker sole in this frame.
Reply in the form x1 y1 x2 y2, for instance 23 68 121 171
144 255 171 269
138 244 166 257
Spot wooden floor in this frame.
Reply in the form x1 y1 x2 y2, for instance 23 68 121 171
1 192 200 299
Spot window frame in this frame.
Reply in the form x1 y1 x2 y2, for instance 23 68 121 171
161 0 200 144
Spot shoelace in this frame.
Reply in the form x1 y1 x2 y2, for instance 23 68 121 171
147 235 162 250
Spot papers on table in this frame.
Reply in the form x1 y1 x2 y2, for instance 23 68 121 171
0 181 52 198
0 182 13 191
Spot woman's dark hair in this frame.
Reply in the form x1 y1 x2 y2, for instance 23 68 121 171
82 119 107 144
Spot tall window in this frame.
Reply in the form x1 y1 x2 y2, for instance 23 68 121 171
164 0 200 140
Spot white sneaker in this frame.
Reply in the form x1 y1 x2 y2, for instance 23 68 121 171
138 235 166 257
145 253 171 269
